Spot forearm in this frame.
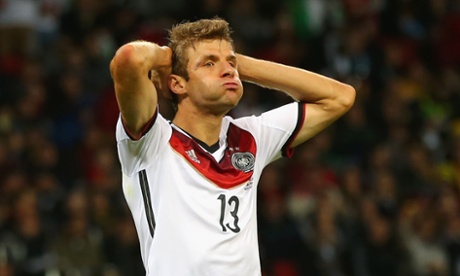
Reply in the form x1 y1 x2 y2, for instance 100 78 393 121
110 41 171 137
236 54 355 107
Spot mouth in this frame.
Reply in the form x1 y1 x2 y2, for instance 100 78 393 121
223 82 240 90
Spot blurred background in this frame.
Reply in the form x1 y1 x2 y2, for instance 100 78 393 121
1 0 460 275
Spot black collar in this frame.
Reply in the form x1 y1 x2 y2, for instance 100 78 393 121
172 124 220 153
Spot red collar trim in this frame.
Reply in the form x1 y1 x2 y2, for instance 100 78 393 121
169 124 257 189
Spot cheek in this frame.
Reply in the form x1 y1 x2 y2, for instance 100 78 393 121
187 79 219 101
194 77 220 93
188 73 212 86
238 79 243 89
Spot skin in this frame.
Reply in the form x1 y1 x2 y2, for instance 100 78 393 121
110 37 356 147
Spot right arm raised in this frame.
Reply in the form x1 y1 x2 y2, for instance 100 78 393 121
110 41 172 138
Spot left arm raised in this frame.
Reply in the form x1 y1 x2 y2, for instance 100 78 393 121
236 54 356 147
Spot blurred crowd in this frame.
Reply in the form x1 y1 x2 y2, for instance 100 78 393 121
1 0 460 275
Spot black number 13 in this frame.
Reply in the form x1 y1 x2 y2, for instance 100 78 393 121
217 194 240 233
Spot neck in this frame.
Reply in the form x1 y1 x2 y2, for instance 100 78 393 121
172 108 224 146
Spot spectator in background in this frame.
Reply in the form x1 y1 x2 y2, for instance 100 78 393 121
402 203 449 276
258 164 307 276
303 194 347 276
0 189 54 275
354 214 409 276
103 212 145 276
50 188 105 275
0 0 40 58
444 214 460 276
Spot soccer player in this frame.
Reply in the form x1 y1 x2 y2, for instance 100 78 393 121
110 18 355 275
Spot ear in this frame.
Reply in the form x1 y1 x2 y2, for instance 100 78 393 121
169 74 187 95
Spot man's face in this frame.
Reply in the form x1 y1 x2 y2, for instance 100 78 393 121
183 39 243 115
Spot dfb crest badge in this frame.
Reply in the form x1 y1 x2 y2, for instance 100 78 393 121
231 152 255 172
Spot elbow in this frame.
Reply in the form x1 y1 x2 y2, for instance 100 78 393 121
110 44 143 80
324 83 356 117
338 84 356 113
340 84 356 112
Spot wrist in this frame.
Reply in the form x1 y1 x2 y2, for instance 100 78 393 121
236 54 259 83
156 46 172 69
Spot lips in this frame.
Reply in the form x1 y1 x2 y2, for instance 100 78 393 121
223 81 240 89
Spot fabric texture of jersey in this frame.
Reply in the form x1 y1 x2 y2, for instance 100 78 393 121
116 102 305 276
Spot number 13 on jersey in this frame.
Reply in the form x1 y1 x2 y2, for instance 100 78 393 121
217 194 241 233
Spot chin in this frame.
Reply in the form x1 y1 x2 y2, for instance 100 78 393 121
216 101 240 116
230 90 243 102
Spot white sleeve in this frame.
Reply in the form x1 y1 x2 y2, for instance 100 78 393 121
115 111 172 176
233 102 305 167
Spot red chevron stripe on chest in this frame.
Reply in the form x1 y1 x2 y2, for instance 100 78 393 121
169 124 257 189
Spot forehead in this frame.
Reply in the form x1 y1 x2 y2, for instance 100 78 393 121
187 39 234 59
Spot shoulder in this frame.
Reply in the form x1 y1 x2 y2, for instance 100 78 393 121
116 111 172 142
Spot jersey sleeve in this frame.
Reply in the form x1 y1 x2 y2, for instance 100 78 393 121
115 110 172 176
233 102 305 167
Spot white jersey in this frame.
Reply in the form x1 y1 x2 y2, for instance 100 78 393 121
116 102 305 276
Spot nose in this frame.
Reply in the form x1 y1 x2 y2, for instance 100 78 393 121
221 62 236 78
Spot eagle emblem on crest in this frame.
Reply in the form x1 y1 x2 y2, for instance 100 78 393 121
231 152 255 172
